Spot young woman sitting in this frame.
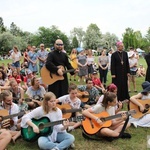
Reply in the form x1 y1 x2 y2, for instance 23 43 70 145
82 92 131 142
21 92 75 150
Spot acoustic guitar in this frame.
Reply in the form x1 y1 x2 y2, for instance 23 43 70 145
129 99 150 118
57 104 82 119
21 115 85 142
0 109 25 128
82 110 136 135
77 90 89 102
41 66 75 85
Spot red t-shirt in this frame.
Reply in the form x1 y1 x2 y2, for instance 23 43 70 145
9 75 21 84
92 78 102 86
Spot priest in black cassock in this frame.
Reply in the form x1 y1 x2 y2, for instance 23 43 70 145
145 48 150 82
111 41 130 101
45 39 75 98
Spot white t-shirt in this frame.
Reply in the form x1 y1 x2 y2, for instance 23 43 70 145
90 103 115 116
11 51 21 63
21 106 65 142
58 95 81 109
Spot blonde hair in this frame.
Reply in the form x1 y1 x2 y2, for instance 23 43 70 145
42 92 57 114
0 90 12 101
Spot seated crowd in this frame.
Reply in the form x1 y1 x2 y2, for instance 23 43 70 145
0 46 149 150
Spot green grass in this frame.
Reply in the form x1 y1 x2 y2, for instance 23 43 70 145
1 57 150 150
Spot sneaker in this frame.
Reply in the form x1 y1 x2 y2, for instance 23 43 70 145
132 122 138 128
51 147 59 150
70 143 75 148
67 126 74 132
120 133 131 139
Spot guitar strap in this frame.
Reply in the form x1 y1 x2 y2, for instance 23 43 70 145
119 116 129 137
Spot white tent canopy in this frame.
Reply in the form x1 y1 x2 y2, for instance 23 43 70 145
136 48 145 53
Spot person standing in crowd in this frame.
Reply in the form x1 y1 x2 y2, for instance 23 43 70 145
98 49 109 88
45 39 75 98
87 49 95 78
37 43 49 71
77 49 88 83
111 41 130 101
145 47 150 82
10 46 22 74
69 48 78 81
128 51 138 92
28 46 38 76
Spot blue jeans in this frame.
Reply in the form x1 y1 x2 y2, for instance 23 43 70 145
38 132 75 150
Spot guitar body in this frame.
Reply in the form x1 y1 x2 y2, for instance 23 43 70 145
57 104 82 119
0 109 10 128
77 90 89 102
57 104 72 119
129 99 150 118
21 117 52 142
41 66 64 85
82 111 112 135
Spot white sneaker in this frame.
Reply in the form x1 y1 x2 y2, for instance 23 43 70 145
132 122 138 128
70 143 75 148
67 126 74 132
51 147 59 150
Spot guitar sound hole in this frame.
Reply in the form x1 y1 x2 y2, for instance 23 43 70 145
61 109 66 114
145 104 149 109
39 123 44 130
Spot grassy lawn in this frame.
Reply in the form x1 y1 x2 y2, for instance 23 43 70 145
0 57 150 150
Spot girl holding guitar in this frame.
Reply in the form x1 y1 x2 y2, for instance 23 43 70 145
82 92 131 141
21 92 75 150
129 81 150 128
56 84 82 132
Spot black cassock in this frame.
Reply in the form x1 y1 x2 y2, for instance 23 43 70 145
145 52 150 82
111 51 130 101
45 50 74 98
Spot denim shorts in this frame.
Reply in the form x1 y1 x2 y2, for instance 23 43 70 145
12 61 20 68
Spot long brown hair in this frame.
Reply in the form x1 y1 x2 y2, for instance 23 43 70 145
102 92 117 108
42 92 57 114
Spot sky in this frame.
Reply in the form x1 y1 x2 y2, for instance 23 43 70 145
0 0 150 39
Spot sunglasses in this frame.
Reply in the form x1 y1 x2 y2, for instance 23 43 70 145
56 44 64 46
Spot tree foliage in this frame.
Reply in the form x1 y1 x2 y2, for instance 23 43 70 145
0 17 6 33
84 23 102 49
0 31 27 54
70 27 85 47
32 25 70 50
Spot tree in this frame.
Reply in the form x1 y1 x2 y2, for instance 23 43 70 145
83 23 102 49
10 22 23 36
70 27 85 47
100 32 118 50
32 26 70 51
71 36 79 48
0 17 6 33
0 31 27 54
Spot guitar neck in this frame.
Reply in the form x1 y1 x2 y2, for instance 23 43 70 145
2 112 24 120
43 117 80 128
63 69 75 74
101 111 131 122
62 108 82 114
